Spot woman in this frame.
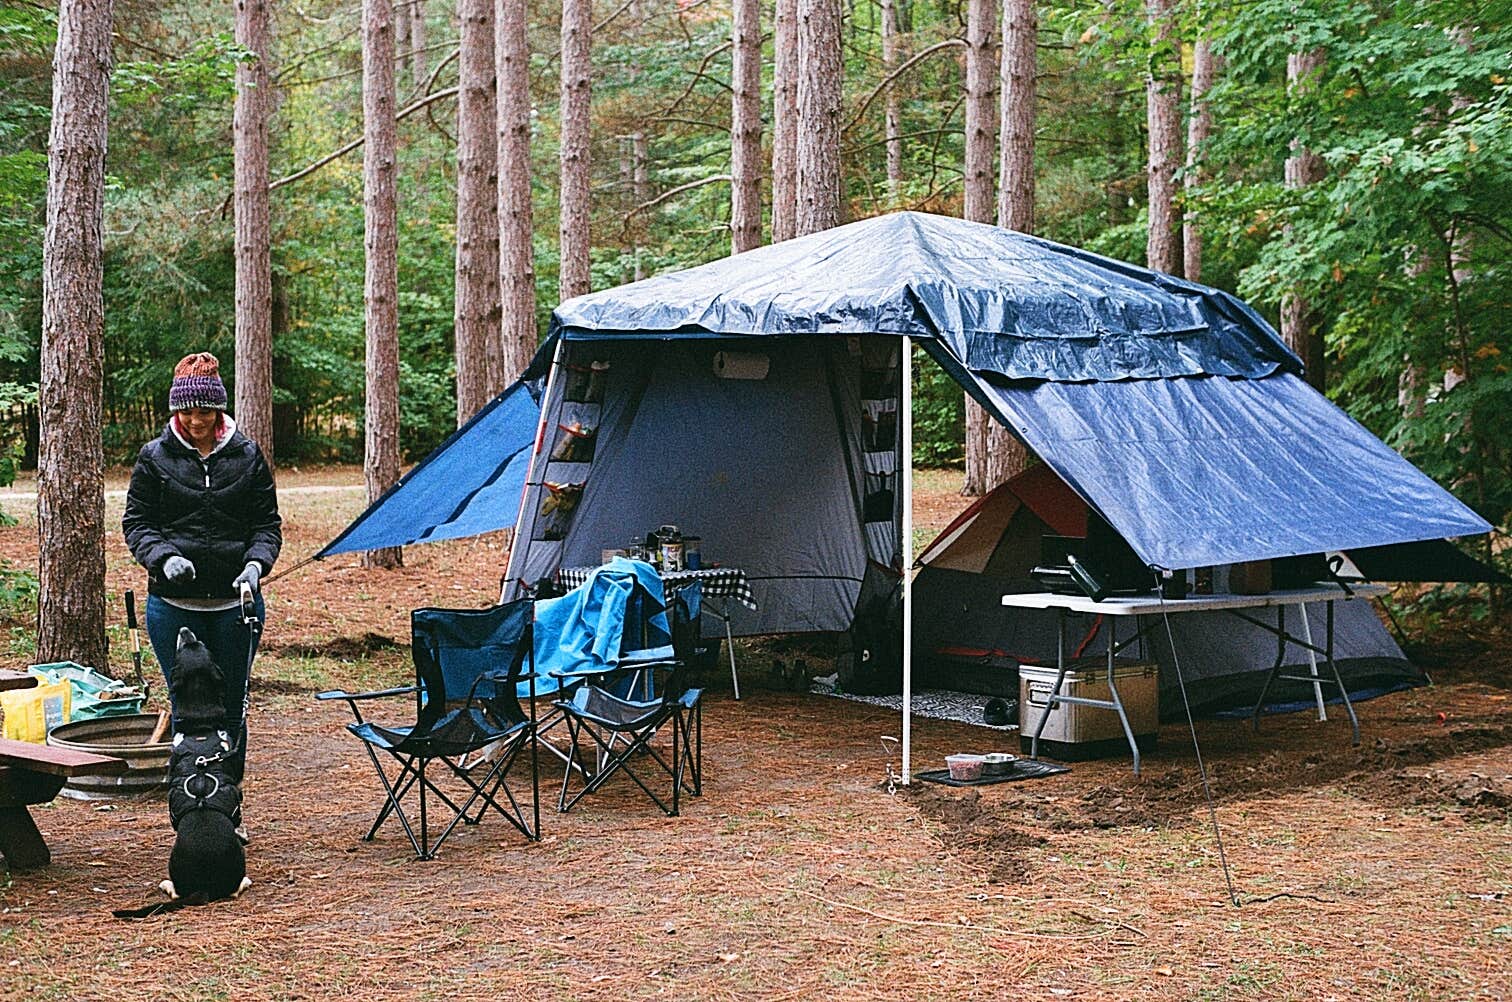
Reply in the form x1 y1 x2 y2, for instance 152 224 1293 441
123 352 281 787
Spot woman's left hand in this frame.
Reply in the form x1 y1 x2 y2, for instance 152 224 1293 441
231 561 262 593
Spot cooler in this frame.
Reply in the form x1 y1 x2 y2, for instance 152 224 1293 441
1018 658 1159 760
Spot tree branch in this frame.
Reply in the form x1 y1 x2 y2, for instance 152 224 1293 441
844 38 966 134
620 174 732 237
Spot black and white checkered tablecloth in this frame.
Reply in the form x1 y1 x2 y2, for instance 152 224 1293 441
557 566 758 610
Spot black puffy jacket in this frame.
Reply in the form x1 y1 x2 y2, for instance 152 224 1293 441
123 423 282 600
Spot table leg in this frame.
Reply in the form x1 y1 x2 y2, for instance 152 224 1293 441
0 807 50 871
1324 600 1361 746
1106 615 1140 775
1251 604 1288 733
702 597 739 701
1298 603 1327 721
1028 609 1068 762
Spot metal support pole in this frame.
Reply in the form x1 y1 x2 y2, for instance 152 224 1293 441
901 338 914 785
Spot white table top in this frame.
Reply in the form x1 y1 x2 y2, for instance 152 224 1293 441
1000 583 1388 616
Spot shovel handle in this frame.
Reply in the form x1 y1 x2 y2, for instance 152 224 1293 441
125 589 138 630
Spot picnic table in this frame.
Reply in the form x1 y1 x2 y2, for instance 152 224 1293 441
0 737 126 871
0 669 38 692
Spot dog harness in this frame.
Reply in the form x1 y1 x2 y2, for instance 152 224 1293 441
167 730 243 829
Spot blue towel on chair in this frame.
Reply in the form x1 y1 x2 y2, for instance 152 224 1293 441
528 558 673 695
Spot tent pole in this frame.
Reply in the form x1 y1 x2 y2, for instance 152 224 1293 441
500 336 566 602
901 336 913 786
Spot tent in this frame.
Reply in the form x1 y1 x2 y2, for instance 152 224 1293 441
913 464 1422 718
320 212 1491 775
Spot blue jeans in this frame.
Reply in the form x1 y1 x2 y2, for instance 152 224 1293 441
145 593 265 784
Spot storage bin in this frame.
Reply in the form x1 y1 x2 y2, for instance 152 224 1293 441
1018 658 1158 760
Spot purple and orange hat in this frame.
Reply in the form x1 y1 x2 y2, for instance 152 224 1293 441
168 352 228 412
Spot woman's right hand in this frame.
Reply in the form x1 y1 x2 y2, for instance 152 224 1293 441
162 555 196 583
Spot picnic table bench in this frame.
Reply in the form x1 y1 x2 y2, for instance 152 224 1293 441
0 736 125 871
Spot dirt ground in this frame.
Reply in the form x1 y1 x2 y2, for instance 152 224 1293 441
0 467 1508 1001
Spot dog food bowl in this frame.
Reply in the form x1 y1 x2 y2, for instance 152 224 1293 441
47 713 170 799
945 754 985 782
981 752 1017 776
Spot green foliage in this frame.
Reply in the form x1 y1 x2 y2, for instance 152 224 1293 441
0 0 1506 552
0 560 38 617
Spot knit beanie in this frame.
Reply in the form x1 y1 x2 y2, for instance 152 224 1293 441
169 352 228 412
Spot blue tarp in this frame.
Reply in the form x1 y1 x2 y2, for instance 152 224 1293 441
554 211 1301 382
976 373 1491 570
318 210 1489 574
318 377 543 557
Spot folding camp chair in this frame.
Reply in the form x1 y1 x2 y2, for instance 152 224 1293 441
316 601 540 860
531 562 677 777
553 585 704 816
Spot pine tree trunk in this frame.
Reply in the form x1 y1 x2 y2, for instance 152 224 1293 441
961 0 999 497
558 0 593 299
411 0 428 88
496 0 537 384
730 0 762 253
363 0 402 569
395 0 410 82
998 0 1034 233
881 0 902 199
771 0 800 242
455 0 500 423
796 0 842 237
985 0 1036 489
234 0 274 460
1144 0 1182 275
962 0 997 225
1282 47 1326 390
1181 36 1216 283
38 0 111 669
632 131 647 280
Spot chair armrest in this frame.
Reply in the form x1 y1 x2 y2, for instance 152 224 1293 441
316 685 419 702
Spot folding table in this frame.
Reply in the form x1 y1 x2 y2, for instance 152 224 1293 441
1000 584 1389 774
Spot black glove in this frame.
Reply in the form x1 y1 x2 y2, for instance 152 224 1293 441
162 556 196 583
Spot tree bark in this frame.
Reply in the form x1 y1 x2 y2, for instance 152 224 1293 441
997 0 1034 233
962 0 997 225
960 0 999 497
496 0 537 385
771 0 799 242
558 0 593 300
363 0 402 569
983 0 1035 489
395 0 410 79
632 131 647 280
795 0 842 236
234 0 274 460
455 0 500 424
1144 0 1182 275
410 0 428 88
1282 47 1326 390
38 0 111 669
880 0 902 200
729 0 762 253
1182 35 1215 283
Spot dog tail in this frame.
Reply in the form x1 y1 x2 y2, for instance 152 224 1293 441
112 891 211 920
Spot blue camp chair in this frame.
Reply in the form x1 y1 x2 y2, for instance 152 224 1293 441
530 560 681 771
317 601 540 860
552 584 704 816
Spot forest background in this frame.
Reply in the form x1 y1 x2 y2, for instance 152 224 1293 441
1 0 1508 574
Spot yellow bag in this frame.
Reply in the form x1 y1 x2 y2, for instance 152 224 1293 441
0 680 73 743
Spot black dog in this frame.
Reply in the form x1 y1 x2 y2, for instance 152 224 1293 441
152 628 252 911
